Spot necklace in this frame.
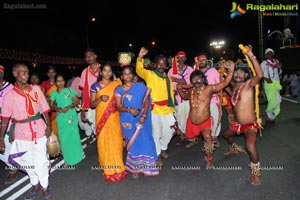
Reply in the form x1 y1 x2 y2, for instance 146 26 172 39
191 85 204 107
231 83 245 106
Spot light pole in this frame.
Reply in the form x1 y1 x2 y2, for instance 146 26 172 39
210 40 225 60
85 17 96 49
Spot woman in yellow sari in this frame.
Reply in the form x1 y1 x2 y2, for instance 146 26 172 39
90 62 127 182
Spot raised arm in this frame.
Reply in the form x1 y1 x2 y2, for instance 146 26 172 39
211 61 234 93
241 45 263 86
136 47 150 80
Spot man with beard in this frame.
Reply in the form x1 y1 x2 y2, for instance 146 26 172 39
79 48 101 143
186 53 221 149
177 61 234 169
223 45 263 185
168 51 194 146
136 47 175 167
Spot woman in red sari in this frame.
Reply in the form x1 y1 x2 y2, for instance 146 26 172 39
90 62 127 182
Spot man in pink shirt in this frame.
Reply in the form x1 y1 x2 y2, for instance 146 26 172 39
79 48 100 143
70 73 95 139
0 63 54 200
168 51 194 146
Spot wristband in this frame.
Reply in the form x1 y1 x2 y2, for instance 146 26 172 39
127 107 131 112
249 56 256 61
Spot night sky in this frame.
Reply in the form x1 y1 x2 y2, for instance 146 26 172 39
0 0 299 65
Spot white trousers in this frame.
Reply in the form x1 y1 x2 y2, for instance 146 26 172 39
9 136 50 189
210 103 221 137
0 134 15 169
152 113 176 155
174 100 190 134
81 108 96 137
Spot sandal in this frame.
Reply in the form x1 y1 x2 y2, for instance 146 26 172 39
43 189 55 200
24 188 39 200
132 173 139 179
44 193 55 200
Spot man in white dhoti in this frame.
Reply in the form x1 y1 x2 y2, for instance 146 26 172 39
0 63 55 200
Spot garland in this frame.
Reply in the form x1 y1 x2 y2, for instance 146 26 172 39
238 44 263 137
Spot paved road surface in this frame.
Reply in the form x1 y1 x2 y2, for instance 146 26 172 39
1 99 300 200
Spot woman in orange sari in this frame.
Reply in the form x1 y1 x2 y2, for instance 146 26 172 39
90 62 127 182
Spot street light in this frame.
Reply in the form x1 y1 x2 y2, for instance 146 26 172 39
86 17 96 48
210 40 225 59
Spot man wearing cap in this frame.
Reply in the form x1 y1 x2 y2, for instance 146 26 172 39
186 53 221 148
0 65 18 184
168 51 194 145
136 47 176 166
261 48 282 126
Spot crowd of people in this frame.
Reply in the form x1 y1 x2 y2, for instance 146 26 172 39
0 44 286 199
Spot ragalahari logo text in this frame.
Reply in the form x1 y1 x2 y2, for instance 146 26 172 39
230 2 246 19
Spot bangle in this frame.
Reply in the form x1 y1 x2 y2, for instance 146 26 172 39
228 69 234 74
249 56 256 61
142 114 147 118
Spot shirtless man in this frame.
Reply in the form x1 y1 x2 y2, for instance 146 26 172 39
177 61 234 169
222 45 263 185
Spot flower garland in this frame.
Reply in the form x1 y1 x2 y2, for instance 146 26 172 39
238 44 263 137
231 83 245 106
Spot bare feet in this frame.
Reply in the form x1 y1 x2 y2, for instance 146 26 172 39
205 160 214 170
251 175 261 185
224 143 246 155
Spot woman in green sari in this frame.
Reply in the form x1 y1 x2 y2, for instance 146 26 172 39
50 74 84 166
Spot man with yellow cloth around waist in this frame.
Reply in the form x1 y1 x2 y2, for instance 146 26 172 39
136 47 176 167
